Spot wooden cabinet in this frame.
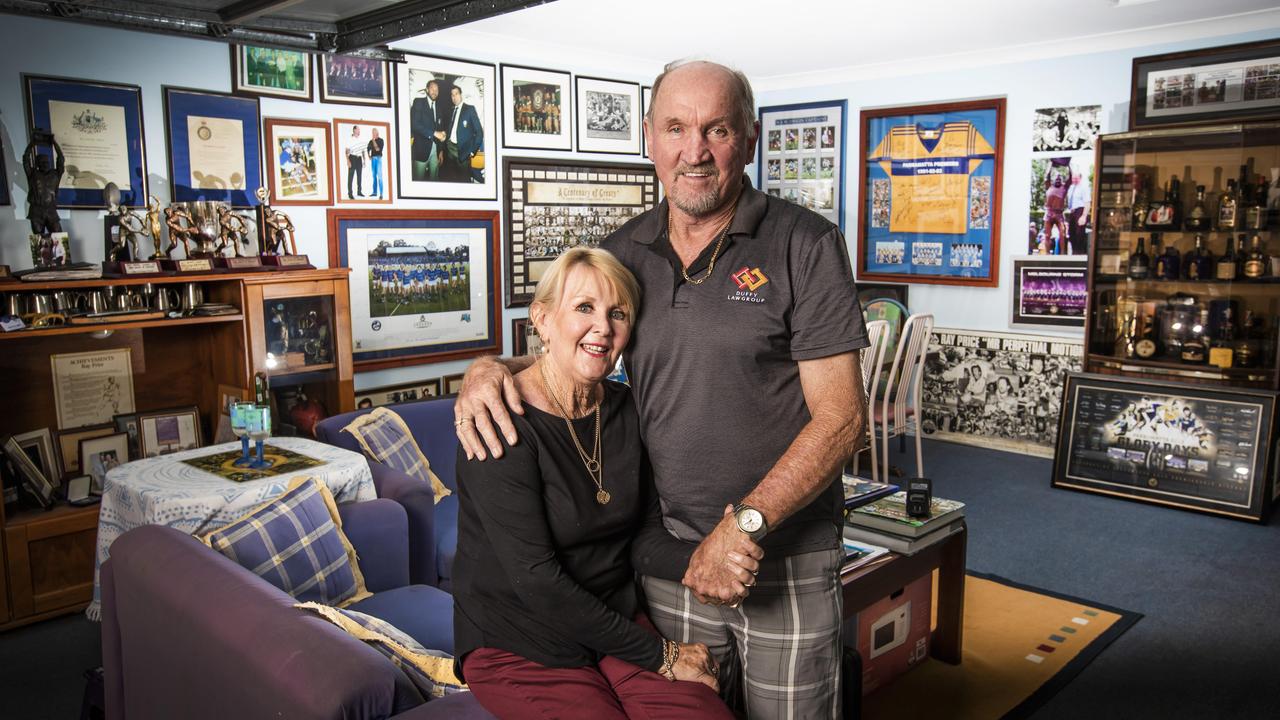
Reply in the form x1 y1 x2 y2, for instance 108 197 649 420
0 268 353 629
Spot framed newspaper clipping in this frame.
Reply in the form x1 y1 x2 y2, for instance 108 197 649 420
757 99 846 231
1131 38 1280 130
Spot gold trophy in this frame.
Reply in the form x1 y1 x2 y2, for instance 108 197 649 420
217 204 262 269
256 187 310 269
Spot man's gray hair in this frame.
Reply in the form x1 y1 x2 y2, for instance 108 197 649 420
645 59 756 137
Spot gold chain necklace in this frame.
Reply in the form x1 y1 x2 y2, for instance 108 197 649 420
671 201 738 286
537 358 609 505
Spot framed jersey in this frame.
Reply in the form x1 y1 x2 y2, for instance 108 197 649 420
857 99 1006 287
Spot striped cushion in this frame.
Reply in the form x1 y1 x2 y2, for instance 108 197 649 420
343 407 451 504
297 602 468 700
202 477 370 607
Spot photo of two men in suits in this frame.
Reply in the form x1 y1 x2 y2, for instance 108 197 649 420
408 69 485 185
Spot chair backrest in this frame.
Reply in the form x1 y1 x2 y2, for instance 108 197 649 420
860 320 891 401
880 313 935 430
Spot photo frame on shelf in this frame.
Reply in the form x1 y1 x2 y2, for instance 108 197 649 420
12 427 61 488
327 209 502 371
22 74 149 208
503 157 658 307
55 423 116 478
113 412 140 459
3 435 55 508
137 406 203 458
1011 256 1087 328
641 85 652 158
1131 38 1280 130
163 86 262 207
443 373 465 396
354 378 442 409
857 98 1005 287
231 44 314 102
332 118 394 204
575 76 642 155
501 64 572 151
320 55 391 107
217 384 249 416
263 117 334 206
1052 372 1276 521
758 99 847 231
394 52 497 200
79 432 128 494
511 317 543 357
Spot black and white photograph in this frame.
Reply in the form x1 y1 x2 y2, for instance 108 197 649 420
395 53 496 200
501 64 572 151
574 76 641 155
320 55 391 107
1031 105 1101 152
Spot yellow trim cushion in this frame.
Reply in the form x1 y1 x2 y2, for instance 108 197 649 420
342 407 452 504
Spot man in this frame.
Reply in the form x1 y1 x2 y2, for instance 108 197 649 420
410 79 443 181
441 85 483 183
367 127 385 200
345 125 366 198
1067 171 1091 255
23 134 65 237
456 60 867 718
1042 160 1071 255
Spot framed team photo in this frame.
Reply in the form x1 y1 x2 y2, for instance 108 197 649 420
575 76 642 155
263 118 333 206
231 44 314 102
320 55 391 107
394 53 497 200
503 157 658 307
1131 38 1280 129
501 64 572 151
757 99 847 232
857 98 1005 287
1010 256 1087 328
332 118 393 204
327 209 502 371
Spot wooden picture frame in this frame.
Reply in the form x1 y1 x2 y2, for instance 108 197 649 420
354 378 442 409
79 431 128 493
137 406 203 458
501 64 572 151
3 435 55 508
162 86 262 207
11 428 61 489
263 117 334 206
443 373 465 396
320 55 391 107
231 44 314 102
1131 38 1280 130
575 76 642 155
332 118 394 204
55 423 116 478
857 98 1005 287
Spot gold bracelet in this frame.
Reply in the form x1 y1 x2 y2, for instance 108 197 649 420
658 639 679 681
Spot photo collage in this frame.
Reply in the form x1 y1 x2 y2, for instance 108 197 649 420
761 106 841 227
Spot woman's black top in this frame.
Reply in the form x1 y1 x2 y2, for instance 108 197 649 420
367 137 384 158
452 380 693 676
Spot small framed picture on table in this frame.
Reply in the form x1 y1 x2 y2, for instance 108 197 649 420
138 407 203 458
80 432 129 494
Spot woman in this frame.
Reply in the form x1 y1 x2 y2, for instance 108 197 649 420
452 248 754 719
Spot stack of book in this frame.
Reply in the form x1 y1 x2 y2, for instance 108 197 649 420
843 491 965 556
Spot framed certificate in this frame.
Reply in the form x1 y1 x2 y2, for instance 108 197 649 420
163 86 262 207
23 74 149 208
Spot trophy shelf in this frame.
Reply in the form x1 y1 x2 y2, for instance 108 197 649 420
0 313 244 341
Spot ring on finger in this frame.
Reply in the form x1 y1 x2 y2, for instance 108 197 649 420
454 417 470 427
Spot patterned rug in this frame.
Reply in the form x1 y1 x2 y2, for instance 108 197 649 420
181 444 326 482
864 572 1141 720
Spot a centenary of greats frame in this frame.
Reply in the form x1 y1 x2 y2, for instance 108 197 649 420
1011 256 1087 328
23 74 149 208
922 327 1083 457
163 86 262 207
263 117 333 206
1053 372 1277 520
501 64 572 151
394 53 497 200
328 209 502 371
333 118 393 204
575 76 641 155
858 98 1005 287
1131 38 1280 129
320 55 391 107
759 99 847 231
1028 105 1100 257
503 157 658 307
231 44 313 102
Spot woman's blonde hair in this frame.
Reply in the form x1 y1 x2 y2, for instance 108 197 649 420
530 247 640 323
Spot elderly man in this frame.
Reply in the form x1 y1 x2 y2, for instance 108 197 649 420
456 59 867 718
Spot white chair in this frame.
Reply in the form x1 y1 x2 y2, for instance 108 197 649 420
852 319 890 481
872 313 934 481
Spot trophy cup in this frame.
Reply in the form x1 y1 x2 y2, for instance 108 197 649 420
256 187 312 270
217 204 263 270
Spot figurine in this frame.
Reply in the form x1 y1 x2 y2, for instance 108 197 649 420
164 204 195 259
118 208 149 261
22 130 65 238
264 208 297 256
218 205 253 257
147 196 173 259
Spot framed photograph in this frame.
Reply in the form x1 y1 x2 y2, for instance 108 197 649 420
1131 38 1280 130
503 157 659 307
55 423 116 478
641 85 652 158
320 55 391 107
1011 256 1087 328
333 118 393 204
231 44 314 102
3 435 54 508
22 74 149 207
163 86 262 207
758 99 847 231
1053 372 1276 521
12 428 61 488
354 378 442 409
575 77 641 155
511 317 545 357
217 384 249 416
501 64 572 151
113 412 141 459
443 373 465 396
79 432 128 493
327 209 502 371
138 407 203 458
394 52 497 200
263 118 333 206
858 98 1005 287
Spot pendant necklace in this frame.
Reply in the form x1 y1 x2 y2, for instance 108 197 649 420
538 358 609 505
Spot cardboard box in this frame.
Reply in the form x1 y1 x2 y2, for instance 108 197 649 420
855 573 932 695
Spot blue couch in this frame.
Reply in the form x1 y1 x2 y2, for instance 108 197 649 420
316 397 461 591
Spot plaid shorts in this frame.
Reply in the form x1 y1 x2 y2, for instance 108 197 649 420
642 546 844 720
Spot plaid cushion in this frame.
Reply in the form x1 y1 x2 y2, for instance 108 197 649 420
202 477 370 607
297 602 468 700
343 407 452 504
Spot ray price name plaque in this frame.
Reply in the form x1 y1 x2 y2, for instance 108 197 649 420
1052 372 1277 521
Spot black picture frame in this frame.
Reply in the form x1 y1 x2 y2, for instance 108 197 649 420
758 99 847 232
0 134 9 206
1052 372 1277 521
1131 38 1280 130
162 86 262 207
856 282 910 311
574 76 642 155
1011 256 1087 328
320 55 392 108
231 44 315 103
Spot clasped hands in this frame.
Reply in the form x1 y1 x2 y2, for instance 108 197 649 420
682 505 764 608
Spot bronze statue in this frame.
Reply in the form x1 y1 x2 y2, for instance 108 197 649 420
217 205 252 257
263 208 298 256
163 204 193 260
23 131 65 237
118 208 149 261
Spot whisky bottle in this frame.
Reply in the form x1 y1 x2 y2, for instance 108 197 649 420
1130 173 1149 231
1184 234 1213 280
1147 176 1183 230
1215 180 1238 232
1243 234 1269 279
1134 316 1160 359
1245 176 1269 231
1186 184 1212 231
1208 303 1236 369
1233 309 1261 368
1216 235 1239 280
1128 236 1151 279
1180 309 1210 364
1154 234 1181 280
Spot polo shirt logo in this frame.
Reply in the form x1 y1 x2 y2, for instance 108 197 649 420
731 266 769 291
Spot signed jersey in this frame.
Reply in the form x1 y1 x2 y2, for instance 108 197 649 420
869 121 995 235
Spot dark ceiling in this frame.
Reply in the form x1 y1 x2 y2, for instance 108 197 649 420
0 0 554 60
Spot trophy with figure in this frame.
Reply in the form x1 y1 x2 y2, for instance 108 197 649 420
23 129 71 269
255 187 312 269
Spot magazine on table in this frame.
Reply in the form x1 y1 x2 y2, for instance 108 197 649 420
847 491 966 537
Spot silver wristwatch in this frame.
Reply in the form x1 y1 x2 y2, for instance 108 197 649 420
733 503 768 541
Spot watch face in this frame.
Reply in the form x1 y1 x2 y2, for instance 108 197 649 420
738 508 764 533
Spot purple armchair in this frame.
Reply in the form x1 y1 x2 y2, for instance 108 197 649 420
100 498 494 720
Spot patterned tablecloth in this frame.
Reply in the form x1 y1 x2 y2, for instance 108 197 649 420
87 436 375 620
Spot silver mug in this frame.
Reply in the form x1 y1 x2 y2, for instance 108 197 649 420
87 290 111 314
52 290 87 316
3 294 21 317
181 282 204 312
28 293 54 316
154 287 181 312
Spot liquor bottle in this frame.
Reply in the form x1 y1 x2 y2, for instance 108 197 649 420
1215 180 1238 232
254 371 270 406
1134 315 1160 359
1208 302 1237 369
1130 173 1149 231
1128 236 1151 279
1233 309 1261 368
1180 309 1210 364
1243 233 1269 279
1183 234 1213 280
1186 184 1212 231
1245 176 1269 231
1154 234 1181 280
1147 176 1183 230
1216 235 1240 280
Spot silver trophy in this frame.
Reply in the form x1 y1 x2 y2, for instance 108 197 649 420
182 201 227 259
